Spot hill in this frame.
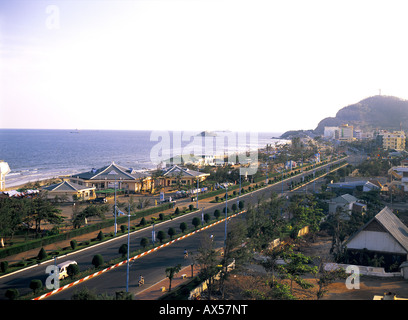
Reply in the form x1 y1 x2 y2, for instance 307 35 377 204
281 95 408 139
313 95 408 135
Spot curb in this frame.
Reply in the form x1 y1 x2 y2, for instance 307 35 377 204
32 210 245 300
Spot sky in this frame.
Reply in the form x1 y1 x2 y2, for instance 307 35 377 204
1 0 408 133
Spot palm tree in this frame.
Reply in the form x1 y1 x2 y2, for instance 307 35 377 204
165 264 181 292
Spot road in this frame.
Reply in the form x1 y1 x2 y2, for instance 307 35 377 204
0 157 347 300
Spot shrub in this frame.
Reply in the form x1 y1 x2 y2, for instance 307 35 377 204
157 230 166 243
174 207 180 215
70 240 77 250
238 200 244 210
189 204 194 211
0 261 8 273
140 237 149 248
97 231 104 241
192 217 200 229
92 254 104 268
139 217 146 226
67 263 80 278
5 288 19 300
168 227 176 239
29 279 43 294
120 225 126 233
159 213 165 220
180 222 187 233
119 244 128 258
37 248 47 260
204 213 210 224
214 209 220 220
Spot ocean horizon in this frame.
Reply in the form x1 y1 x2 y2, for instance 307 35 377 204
0 129 286 189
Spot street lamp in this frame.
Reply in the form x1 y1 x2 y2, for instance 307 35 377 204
114 176 117 236
224 185 228 248
126 203 130 292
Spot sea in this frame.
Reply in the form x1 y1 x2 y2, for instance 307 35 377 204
0 129 286 189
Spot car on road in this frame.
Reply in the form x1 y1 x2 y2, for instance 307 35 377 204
57 260 78 280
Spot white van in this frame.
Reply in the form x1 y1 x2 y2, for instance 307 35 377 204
56 260 77 280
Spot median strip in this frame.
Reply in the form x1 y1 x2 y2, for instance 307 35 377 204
32 210 246 300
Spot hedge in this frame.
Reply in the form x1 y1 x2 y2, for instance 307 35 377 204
0 202 173 259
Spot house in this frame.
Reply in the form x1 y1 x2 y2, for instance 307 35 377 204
69 162 153 193
328 180 381 192
328 194 366 219
388 166 408 192
42 181 96 202
159 165 210 188
345 206 408 265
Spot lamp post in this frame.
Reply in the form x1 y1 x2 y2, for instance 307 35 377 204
126 203 130 292
114 177 117 236
224 185 228 249
196 177 199 209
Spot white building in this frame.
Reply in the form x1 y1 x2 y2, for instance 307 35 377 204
0 161 10 191
345 207 408 261
324 127 339 140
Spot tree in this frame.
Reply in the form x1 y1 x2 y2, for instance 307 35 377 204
219 220 249 298
29 195 64 234
168 227 176 239
165 264 182 292
140 237 149 249
214 209 220 220
5 288 19 300
180 222 187 233
37 247 47 260
276 244 317 295
70 239 77 250
315 259 347 299
67 263 80 279
29 279 43 294
193 235 220 300
157 230 166 243
174 207 180 215
97 230 104 241
72 204 108 229
139 217 146 226
119 243 128 258
92 254 104 268
203 213 211 224
238 200 244 211
192 217 200 229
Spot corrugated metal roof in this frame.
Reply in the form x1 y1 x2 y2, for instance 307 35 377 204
345 206 408 253
375 207 408 252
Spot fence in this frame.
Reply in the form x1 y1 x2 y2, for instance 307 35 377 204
323 262 402 278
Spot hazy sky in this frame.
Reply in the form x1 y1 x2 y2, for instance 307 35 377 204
1 0 408 133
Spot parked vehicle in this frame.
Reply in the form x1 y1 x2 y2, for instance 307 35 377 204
92 197 107 204
56 260 77 280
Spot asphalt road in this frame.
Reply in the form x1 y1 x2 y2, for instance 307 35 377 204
0 157 346 300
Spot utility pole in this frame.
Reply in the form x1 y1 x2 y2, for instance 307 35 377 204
126 203 130 292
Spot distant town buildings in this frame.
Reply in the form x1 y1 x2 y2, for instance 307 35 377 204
338 124 355 142
376 130 406 151
323 124 355 142
323 125 405 149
